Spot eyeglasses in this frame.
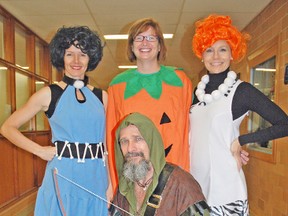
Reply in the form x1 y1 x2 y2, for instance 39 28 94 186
133 35 158 42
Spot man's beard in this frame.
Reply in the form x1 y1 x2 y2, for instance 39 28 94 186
122 152 151 182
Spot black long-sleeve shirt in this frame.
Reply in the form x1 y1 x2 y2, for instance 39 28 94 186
192 70 288 146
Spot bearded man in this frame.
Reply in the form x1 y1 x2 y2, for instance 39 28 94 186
109 112 210 216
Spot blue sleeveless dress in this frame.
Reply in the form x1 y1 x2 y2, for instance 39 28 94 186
34 85 108 216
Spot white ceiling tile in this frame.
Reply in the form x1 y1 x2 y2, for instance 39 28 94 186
0 0 274 88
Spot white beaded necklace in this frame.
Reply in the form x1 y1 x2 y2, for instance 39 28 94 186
195 71 237 104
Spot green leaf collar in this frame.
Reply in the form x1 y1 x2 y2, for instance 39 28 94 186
110 65 183 99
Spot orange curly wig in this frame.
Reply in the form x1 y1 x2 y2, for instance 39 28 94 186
192 15 250 61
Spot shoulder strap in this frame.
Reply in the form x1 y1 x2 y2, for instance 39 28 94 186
45 84 64 118
144 164 174 216
180 200 211 216
92 87 103 104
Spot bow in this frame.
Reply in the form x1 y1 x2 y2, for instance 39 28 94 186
52 168 67 216
52 168 133 216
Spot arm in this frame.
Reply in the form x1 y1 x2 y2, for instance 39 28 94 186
233 82 288 145
171 166 210 215
102 90 108 111
180 201 210 216
0 86 56 161
231 82 288 169
182 73 193 171
106 86 119 191
175 70 193 171
102 90 114 206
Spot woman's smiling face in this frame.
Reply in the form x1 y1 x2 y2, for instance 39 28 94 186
132 27 160 63
202 40 233 74
64 44 89 79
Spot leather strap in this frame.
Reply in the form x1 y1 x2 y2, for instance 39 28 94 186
144 163 174 216
180 200 211 216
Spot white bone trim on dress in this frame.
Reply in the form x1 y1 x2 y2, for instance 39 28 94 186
75 142 81 162
55 142 59 157
58 141 69 160
88 145 95 160
99 142 106 166
79 143 89 163
67 144 74 159
95 144 100 159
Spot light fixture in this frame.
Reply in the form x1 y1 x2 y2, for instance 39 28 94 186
35 81 45 84
255 68 276 72
104 34 173 40
163 34 173 39
118 65 137 69
104 34 128 40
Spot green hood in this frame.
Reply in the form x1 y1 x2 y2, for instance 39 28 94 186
114 112 166 212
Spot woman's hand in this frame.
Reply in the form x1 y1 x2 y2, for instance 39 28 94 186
231 139 248 171
36 146 56 161
240 149 249 165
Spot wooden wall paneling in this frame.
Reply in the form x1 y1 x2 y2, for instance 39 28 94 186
0 6 52 214
40 42 50 79
33 132 50 186
0 138 17 207
26 34 35 74
3 14 14 63
17 133 36 196
239 0 288 215
0 191 37 216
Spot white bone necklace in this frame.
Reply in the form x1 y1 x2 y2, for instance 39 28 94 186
195 71 237 105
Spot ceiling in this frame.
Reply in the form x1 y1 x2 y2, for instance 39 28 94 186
0 0 273 89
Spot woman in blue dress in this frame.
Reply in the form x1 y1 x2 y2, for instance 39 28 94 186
0 26 113 215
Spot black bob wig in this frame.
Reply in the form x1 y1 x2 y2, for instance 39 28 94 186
49 26 104 72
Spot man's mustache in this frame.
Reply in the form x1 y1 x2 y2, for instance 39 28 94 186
124 152 144 160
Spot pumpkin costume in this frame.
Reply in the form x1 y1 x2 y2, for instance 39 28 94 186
106 65 192 189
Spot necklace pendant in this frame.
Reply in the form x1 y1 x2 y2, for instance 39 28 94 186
73 80 85 89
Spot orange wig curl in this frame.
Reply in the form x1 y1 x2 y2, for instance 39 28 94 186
192 15 250 61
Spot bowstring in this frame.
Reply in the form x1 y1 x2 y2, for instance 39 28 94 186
53 168 134 216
